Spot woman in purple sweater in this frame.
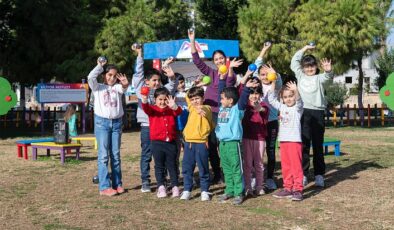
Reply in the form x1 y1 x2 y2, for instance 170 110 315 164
188 29 241 183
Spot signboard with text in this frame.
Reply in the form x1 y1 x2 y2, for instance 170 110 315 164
36 83 88 103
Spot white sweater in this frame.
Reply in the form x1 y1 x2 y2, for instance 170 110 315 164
268 90 303 142
87 65 126 119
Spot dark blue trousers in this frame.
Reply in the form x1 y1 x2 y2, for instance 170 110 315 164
182 142 210 192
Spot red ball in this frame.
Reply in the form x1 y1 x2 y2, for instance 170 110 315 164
385 90 390 96
141 86 150 96
5 95 12 102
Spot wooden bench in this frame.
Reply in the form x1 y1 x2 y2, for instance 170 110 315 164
323 138 341 156
16 138 55 160
70 137 97 150
31 142 82 165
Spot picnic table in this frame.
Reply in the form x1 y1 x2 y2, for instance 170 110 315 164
16 138 55 159
31 142 82 165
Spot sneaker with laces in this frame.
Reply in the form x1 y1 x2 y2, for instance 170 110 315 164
201 191 211 201
99 188 117 197
292 191 303 201
140 183 151 193
272 189 293 199
232 196 244 205
314 175 325 187
115 186 125 194
218 194 233 203
303 176 309 187
180 191 191 200
172 186 180 197
157 185 167 198
266 178 277 190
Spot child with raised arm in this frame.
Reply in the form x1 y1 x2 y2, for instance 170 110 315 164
253 43 282 190
239 70 269 197
180 86 214 201
215 74 258 205
132 45 178 193
267 71 304 201
87 57 129 197
290 44 332 187
141 88 182 198
188 29 242 184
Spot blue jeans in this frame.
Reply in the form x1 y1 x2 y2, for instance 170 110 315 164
95 115 123 191
140 126 152 185
182 142 210 192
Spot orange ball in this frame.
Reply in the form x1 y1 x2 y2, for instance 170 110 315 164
219 65 228 75
267 72 277 82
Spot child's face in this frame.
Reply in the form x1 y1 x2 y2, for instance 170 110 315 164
220 93 233 108
104 69 118 86
190 95 204 107
213 53 226 69
249 92 261 104
145 74 161 89
282 89 296 107
177 80 185 92
258 69 271 85
303 65 318 76
155 94 168 109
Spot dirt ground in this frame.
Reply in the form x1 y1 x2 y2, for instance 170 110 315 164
0 127 393 230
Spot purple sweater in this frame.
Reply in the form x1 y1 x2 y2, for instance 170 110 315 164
192 52 236 113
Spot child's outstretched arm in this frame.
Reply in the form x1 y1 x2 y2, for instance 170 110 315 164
166 95 182 116
87 57 106 91
132 45 144 97
140 94 154 116
162 64 178 96
228 57 243 80
238 80 257 110
286 81 303 112
267 81 281 110
290 44 315 78
253 42 271 78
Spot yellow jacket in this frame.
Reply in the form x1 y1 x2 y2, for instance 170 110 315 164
183 97 214 143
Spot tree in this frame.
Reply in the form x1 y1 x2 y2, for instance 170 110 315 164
323 80 349 108
238 0 300 73
195 0 247 39
375 48 394 89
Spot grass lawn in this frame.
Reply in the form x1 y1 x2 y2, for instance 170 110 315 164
0 127 393 229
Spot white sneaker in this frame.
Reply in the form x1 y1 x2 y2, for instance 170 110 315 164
140 183 151 193
266 179 277 190
303 176 308 187
201 191 211 201
315 175 325 187
180 191 191 200
251 177 256 191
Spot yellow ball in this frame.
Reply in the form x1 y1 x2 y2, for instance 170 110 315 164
219 65 228 75
267 72 277 82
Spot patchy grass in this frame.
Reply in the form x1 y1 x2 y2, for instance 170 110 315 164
0 128 393 229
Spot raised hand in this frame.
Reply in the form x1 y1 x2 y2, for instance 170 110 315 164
97 57 107 67
131 44 142 56
253 101 264 112
246 79 259 88
261 64 276 74
320 58 332 72
188 29 195 41
286 81 297 91
196 105 207 117
116 73 129 88
229 58 243 69
162 56 175 67
166 95 177 110
162 65 175 79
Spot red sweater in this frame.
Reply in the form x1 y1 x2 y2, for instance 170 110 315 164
141 103 182 142
242 101 269 141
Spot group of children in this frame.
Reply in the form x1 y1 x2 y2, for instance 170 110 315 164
86 29 333 204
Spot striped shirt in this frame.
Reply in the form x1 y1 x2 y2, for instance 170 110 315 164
267 90 303 142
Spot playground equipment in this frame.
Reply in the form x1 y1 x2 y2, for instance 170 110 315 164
379 72 394 110
0 76 17 115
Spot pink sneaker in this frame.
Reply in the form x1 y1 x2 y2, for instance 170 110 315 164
157 185 167 198
99 188 117 197
172 186 180 197
116 186 125 194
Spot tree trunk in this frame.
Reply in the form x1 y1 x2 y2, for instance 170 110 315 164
357 58 364 127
